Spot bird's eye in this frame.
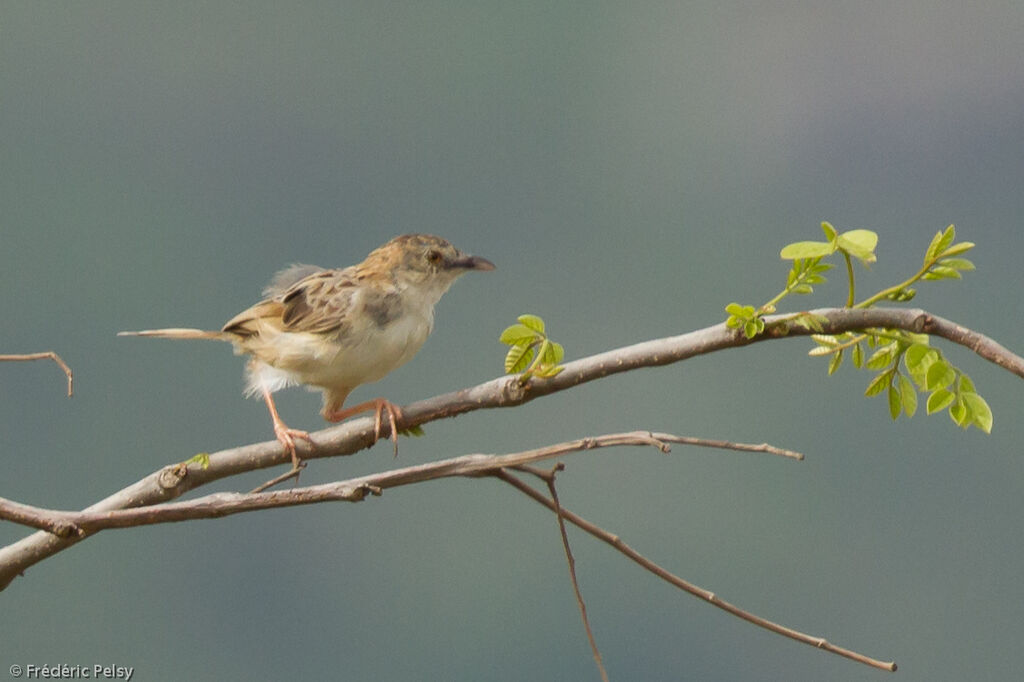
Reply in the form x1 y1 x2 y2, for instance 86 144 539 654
427 250 442 264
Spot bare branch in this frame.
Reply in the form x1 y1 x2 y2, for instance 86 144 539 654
0 432 681 533
0 431 793 585
515 464 609 682
494 469 898 673
0 352 73 397
1 307 1021 591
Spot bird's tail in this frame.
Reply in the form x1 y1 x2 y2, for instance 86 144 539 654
117 328 232 341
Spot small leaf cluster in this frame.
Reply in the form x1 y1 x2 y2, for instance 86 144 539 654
779 222 879 266
810 332 992 432
500 314 565 381
921 225 976 280
725 222 876 340
725 221 989 433
868 224 974 306
724 303 765 339
725 249 834 339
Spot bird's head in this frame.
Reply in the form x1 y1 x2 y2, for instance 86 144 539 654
367 234 495 302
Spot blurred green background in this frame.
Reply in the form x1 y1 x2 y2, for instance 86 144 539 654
2 2 1023 680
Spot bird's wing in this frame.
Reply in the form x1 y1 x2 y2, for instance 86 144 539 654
222 265 334 337
221 299 288 338
277 268 362 334
222 266 386 337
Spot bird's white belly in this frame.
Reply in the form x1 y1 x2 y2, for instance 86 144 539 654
246 310 433 395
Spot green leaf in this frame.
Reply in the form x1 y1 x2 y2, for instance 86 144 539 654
821 221 838 242
780 240 835 259
938 257 975 271
940 241 975 257
791 283 814 294
949 398 969 427
542 340 564 365
958 373 976 394
903 343 933 373
961 392 993 433
888 385 902 420
398 425 426 437
828 349 843 375
499 324 539 346
899 374 917 417
866 344 897 370
851 342 863 368
535 365 564 378
836 229 879 263
865 370 893 397
926 388 955 414
925 265 961 280
925 362 956 391
726 316 743 329
504 344 534 374
725 302 747 317
517 314 546 334
743 320 759 339
925 225 956 263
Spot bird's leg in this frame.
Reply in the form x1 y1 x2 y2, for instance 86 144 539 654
261 386 313 469
324 398 404 457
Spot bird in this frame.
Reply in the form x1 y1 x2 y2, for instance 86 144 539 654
119 234 495 469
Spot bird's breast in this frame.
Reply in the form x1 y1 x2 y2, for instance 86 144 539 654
249 306 433 391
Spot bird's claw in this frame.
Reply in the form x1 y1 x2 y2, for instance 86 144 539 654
372 400 404 457
273 423 314 469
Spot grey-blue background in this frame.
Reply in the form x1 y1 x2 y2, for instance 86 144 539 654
2 3 1022 680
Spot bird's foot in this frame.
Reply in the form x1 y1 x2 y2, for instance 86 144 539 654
325 398 404 457
273 420 314 470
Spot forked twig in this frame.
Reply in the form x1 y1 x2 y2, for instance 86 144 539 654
494 469 897 673
516 464 609 682
0 352 73 397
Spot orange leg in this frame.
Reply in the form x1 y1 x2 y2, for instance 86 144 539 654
324 398 404 457
261 387 313 469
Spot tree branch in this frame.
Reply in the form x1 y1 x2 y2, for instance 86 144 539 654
3 431 790 534
493 469 897 672
0 351 73 397
1 307 1021 592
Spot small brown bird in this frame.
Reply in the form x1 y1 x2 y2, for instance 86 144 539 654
120 234 494 467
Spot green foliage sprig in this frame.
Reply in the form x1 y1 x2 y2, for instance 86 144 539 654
725 223 989 431
500 314 565 382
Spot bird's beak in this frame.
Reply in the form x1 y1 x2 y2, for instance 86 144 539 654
449 253 496 271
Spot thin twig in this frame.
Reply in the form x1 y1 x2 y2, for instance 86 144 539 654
249 463 306 494
0 352 73 397
494 469 897 673
651 433 804 460
527 464 609 682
